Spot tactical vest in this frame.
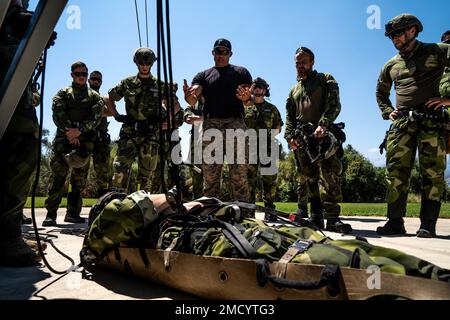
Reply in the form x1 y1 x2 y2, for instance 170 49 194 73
62 86 96 125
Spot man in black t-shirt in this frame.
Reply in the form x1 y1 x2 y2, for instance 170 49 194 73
183 39 253 207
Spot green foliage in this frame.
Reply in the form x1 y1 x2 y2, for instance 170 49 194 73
341 145 386 202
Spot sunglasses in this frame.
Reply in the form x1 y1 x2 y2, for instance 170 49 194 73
90 77 102 82
138 62 152 66
214 49 230 56
389 28 407 39
73 71 88 78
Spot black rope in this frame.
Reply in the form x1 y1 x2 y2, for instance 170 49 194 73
134 0 142 47
145 0 149 47
31 49 77 275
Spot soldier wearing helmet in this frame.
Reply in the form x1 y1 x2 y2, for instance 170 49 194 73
244 77 282 211
285 47 352 234
43 61 104 227
376 15 450 237
105 48 180 192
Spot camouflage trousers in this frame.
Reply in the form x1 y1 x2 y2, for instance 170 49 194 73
112 136 159 192
294 147 343 218
248 164 277 208
45 136 92 216
92 133 111 191
0 132 39 240
202 117 250 202
188 133 203 200
385 118 446 218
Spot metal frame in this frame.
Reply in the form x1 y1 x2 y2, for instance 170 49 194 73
0 0 68 140
0 0 11 29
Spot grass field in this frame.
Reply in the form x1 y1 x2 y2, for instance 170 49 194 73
25 197 450 218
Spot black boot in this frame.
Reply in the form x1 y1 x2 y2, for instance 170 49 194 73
326 218 353 234
42 211 57 227
0 237 41 267
64 192 86 224
376 218 406 235
416 199 441 238
296 204 309 219
308 197 324 229
22 214 32 225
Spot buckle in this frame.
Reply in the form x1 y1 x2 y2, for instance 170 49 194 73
289 239 315 253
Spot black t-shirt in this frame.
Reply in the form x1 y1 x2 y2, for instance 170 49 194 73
192 64 252 118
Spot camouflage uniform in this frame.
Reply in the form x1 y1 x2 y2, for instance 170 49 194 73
149 106 184 193
45 84 103 220
244 101 282 208
109 75 173 192
285 71 343 219
184 101 204 199
376 41 450 234
92 104 111 196
0 4 40 254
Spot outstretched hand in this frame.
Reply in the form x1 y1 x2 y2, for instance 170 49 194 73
236 84 252 104
183 79 198 106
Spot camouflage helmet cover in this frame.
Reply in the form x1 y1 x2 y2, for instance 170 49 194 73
64 149 90 169
133 48 157 65
385 14 423 37
252 77 270 97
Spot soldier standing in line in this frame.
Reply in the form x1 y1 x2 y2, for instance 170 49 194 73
106 48 180 193
244 77 282 210
285 47 352 234
376 15 450 237
42 61 104 226
88 71 112 197
184 97 205 200
183 39 253 208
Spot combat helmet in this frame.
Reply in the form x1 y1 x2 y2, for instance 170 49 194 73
306 132 339 163
252 77 270 97
133 48 157 65
385 14 423 38
64 149 90 169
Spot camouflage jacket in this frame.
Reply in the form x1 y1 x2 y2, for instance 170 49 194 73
440 67 450 98
52 83 103 136
245 101 282 135
284 71 341 141
109 74 177 133
376 41 450 119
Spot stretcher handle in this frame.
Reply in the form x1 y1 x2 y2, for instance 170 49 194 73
256 259 341 297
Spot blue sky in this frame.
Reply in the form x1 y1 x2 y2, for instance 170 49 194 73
28 0 449 167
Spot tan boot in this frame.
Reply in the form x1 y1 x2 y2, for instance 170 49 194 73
24 238 47 252
0 238 41 267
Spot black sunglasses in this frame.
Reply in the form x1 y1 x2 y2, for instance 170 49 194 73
90 77 102 82
73 71 88 77
389 28 407 39
214 48 230 56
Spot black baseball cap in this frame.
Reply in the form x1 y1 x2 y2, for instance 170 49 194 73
213 38 232 51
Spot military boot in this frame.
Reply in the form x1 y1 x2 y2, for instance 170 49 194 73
376 218 406 235
64 191 86 224
22 214 32 225
263 203 277 222
308 197 324 229
0 237 41 267
326 218 353 234
24 238 47 252
42 210 57 227
416 199 441 238
296 204 309 219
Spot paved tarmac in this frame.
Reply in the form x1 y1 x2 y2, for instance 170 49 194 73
0 208 449 300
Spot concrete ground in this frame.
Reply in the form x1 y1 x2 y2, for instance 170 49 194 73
0 208 449 300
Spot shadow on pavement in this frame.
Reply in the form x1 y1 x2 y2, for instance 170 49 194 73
349 229 417 239
0 264 51 300
83 265 195 300
341 217 385 223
